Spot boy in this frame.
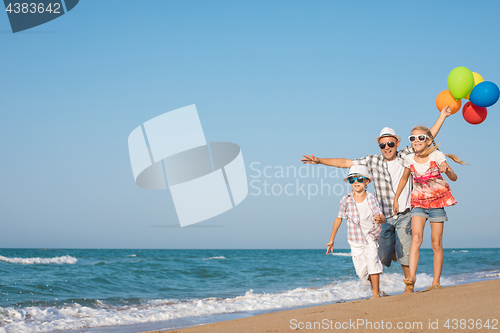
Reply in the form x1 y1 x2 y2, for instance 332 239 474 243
326 165 386 298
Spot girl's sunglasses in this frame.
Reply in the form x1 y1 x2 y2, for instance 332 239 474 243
379 141 395 149
348 176 368 184
409 134 431 142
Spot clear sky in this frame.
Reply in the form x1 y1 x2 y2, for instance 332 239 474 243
1 1 499 249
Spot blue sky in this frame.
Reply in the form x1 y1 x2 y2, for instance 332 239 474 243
1 1 499 249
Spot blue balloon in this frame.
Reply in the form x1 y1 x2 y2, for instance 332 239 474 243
470 81 500 107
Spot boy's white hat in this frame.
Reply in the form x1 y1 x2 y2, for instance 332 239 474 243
343 165 373 183
375 127 401 143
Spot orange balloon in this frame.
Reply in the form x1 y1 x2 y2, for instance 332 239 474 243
436 90 462 114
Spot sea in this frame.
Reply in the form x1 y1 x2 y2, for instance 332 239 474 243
1 248 499 333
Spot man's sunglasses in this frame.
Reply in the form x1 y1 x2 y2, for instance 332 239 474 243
348 176 368 184
409 134 431 142
379 142 395 149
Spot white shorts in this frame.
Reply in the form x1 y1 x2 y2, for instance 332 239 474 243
350 241 383 281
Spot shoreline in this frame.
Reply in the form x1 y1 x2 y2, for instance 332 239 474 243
143 279 499 333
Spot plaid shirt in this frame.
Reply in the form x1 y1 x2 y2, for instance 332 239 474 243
338 190 383 245
352 147 413 218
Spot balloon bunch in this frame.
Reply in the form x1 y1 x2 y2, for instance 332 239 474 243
435 67 499 125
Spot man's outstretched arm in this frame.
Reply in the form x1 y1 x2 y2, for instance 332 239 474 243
430 106 452 139
301 154 353 168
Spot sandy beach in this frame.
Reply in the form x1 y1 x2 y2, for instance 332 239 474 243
144 279 499 333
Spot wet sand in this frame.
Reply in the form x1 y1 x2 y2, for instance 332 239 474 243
143 279 499 333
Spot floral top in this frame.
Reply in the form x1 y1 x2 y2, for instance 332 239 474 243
403 150 457 209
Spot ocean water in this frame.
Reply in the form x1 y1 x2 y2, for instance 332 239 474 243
0 248 499 333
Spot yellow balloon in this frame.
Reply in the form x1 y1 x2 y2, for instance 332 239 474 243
464 72 484 99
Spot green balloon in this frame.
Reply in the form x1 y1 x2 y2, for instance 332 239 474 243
447 67 474 100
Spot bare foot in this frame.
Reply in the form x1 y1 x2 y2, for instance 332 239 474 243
425 284 442 291
403 278 415 293
371 292 380 299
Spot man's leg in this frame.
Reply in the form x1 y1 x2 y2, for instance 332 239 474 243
401 265 412 294
394 211 413 293
378 217 396 267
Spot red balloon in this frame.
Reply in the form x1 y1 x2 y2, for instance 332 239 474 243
462 101 487 125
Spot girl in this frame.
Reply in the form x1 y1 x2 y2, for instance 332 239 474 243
393 125 466 292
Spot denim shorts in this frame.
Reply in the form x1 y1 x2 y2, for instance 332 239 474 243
411 207 447 222
378 210 412 267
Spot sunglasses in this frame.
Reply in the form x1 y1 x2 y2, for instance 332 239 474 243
348 176 368 184
379 141 395 149
409 134 431 142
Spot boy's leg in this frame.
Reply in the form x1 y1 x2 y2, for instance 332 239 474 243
430 221 444 287
365 242 383 298
368 273 380 298
350 245 369 281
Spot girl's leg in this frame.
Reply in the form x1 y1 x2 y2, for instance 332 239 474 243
430 221 444 287
408 216 426 283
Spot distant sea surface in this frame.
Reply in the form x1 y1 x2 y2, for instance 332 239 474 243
1 248 499 333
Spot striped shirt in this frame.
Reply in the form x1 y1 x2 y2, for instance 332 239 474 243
352 147 413 218
338 190 383 245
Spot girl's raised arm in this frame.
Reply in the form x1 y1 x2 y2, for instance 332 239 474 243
393 168 411 214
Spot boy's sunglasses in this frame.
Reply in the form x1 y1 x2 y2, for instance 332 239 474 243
348 176 368 184
409 134 431 142
379 141 395 149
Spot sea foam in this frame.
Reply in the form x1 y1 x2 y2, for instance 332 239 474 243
328 252 351 257
202 256 226 260
0 273 452 333
0 255 77 265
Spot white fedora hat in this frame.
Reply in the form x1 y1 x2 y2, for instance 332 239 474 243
343 165 373 183
375 127 401 143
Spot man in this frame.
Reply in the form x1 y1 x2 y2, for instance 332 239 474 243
302 107 451 293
